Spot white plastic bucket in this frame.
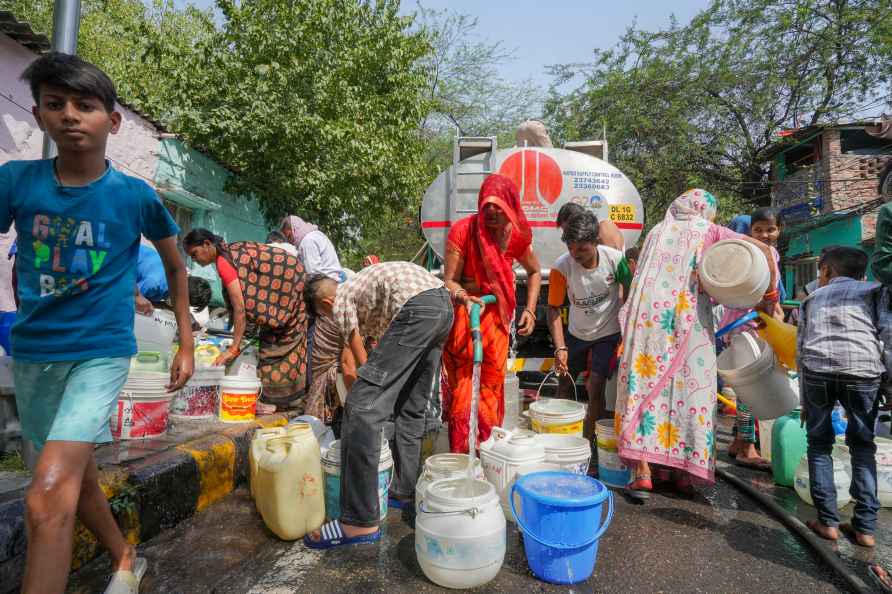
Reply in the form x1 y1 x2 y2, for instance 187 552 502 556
219 375 262 423
699 239 770 309
536 433 591 475
111 372 171 440
595 419 630 488
717 333 798 420
875 437 892 507
415 478 506 590
171 366 225 420
529 399 586 437
321 438 393 522
134 309 178 357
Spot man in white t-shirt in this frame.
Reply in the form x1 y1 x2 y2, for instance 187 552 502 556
548 211 632 441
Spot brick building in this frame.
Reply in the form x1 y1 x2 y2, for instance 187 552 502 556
765 120 892 295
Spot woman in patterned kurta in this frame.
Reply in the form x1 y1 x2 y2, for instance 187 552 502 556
615 190 777 498
184 230 308 411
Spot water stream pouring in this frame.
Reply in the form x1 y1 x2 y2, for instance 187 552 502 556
467 295 497 493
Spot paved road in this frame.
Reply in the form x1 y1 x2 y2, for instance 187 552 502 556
68 476 850 593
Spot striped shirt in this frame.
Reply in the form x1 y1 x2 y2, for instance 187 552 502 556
332 262 443 341
797 277 884 378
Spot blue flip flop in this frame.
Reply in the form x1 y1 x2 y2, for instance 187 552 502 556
304 520 381 550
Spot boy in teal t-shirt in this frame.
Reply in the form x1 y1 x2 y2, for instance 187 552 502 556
0 53 194 593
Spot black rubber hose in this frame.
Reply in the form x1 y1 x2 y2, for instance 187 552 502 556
716 467 870 594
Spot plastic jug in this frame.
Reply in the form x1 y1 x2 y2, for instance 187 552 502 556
254 423 325 539
756 312 797 370
479 427 546 521
699 239 770 308
249 426 286 499
771 409 808 487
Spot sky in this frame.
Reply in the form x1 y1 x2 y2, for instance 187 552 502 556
175 0 710 88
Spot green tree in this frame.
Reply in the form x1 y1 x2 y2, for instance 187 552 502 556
169 0 432 248
1 0 215 121
547 0 892 225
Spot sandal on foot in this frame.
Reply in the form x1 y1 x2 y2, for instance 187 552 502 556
624 476 652 500
806 519 839 541
304 520 381 550
103 557 147 594
869 565 892 593
735 457 771 472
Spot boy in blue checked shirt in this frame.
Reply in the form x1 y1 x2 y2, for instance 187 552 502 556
0 53 194 593
798 246 883 548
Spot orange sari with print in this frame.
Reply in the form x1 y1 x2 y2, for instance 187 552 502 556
443 174 531 453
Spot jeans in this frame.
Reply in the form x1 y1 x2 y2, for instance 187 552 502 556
340 288 454 527
801 369 881 534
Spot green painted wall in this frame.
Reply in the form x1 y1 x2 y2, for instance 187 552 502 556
782 215 872 292
154 138 270 305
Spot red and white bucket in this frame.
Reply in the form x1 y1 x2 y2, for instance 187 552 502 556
111 372 172 440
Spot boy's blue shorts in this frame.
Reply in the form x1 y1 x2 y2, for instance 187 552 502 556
14 358 131 451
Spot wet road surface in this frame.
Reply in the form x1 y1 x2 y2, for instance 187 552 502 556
68 476 850 593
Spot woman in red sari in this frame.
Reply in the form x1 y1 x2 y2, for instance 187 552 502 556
443 174 542 453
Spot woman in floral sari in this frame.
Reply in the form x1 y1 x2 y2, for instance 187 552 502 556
442 174 542 453
615 190 778 498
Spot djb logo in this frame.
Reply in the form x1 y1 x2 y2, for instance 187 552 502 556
498 149 563 207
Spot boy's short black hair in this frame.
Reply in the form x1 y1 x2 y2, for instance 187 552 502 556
21 52 117 112
303 273 335 316
188 277 212 311
561 211 599 244
556 202 586 227
625 246 640 261
751 207 784 227
819 246 868 280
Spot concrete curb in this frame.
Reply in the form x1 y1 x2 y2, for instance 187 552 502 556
0 414 290 593
716 467 870 594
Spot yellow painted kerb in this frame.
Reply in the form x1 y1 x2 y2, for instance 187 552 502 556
178 437 237 512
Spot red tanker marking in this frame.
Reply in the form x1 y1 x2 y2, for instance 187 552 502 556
498 150 563 206
615 222 644 230
421 221 451 228
529 221 558 228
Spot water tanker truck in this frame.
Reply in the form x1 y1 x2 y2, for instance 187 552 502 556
419 133 645 389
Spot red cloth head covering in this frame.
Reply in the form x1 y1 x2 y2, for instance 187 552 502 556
362 255 381 267
471 174 532 328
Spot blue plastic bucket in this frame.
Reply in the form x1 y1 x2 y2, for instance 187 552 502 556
510 471 614 585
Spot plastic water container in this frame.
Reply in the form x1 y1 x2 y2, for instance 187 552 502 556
503 372 521 431
877 437 892 507
134 309 178 357
415 454 484 510
0 311 15 355
110 372 172 440
254 422 325 540
321 438 393 522
415 478 506 590
479 427 546 521
794 452 852 508
536 433 591 475
758 419 774 463
699 239 770 309
755 311 797 370
249 427 287 499
170 366 225 420
511 471 614 585
717 333 798 419
595 419 630 488
219 375 262 423
771 409 807 487
529 398 586 436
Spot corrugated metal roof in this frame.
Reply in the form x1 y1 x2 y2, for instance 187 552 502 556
0 11 50 52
